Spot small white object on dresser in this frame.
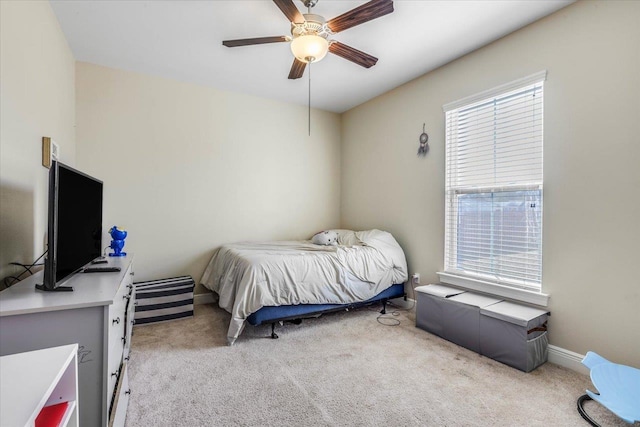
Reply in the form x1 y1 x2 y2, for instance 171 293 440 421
0 344 79 427
0 255 135 427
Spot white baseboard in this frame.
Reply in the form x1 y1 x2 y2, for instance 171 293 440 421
194 292 215 305
548 344 588 375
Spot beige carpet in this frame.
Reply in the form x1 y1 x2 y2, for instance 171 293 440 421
125 303 627 426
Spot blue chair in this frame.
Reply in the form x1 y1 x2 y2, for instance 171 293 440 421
577 351 640 425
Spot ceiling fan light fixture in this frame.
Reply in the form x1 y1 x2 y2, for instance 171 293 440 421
290 34 328 63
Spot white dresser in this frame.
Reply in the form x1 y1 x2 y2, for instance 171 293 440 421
0 255 135 427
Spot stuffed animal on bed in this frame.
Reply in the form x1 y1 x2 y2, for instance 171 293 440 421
311 230 338 246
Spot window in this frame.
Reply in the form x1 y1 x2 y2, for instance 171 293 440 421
442 72 546 300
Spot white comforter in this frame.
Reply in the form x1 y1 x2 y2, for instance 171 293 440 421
200 229 408 344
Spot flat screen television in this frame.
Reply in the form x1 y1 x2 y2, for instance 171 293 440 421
36 160 103 292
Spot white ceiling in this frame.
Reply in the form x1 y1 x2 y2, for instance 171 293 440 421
50 0 573 113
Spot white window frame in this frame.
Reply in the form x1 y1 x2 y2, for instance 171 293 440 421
439 71 549 307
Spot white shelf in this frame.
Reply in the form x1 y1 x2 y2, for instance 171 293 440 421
60 400 77 426
0 344 79 427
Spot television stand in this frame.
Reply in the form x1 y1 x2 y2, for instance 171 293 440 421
35 284 74 292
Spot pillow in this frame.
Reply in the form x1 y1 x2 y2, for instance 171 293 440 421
311 230 339 246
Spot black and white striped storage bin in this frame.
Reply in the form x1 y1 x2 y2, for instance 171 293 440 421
134 276 195 325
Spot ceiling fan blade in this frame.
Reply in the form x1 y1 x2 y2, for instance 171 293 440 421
327 0 394 34
273 0 305 24
329 41 378 68
288 58 307 79
222 36 289 48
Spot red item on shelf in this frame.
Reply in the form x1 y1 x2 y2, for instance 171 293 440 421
35 402 70 427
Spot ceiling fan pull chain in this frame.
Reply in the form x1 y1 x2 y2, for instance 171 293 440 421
308 60 311 136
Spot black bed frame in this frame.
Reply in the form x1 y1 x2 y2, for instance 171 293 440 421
246 283 406 339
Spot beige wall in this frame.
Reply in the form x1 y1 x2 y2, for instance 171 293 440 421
0 1 76 281
75 62 341 292
341 0 640 366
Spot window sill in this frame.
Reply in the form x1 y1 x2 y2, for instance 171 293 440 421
436 272 550 307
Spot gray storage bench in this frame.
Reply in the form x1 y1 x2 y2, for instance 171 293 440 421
480 301 549 372
416 284 549 372
445 292 503 353
415 284 465 336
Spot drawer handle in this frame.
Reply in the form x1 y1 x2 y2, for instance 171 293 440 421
112 317 120 325
130 271 135 276
124 356 130 361
125 389 131 395
111 370 119 377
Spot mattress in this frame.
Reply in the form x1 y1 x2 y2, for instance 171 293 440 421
200 229 408 344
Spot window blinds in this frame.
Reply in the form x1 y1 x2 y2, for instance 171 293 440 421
444 76 544 291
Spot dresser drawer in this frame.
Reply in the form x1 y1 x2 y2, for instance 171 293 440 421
107 340 124 401
108 280 128 328
108 286 127 350
109 362 130 427
123 285 136 361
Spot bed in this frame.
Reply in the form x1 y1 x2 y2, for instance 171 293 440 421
200 229 408 345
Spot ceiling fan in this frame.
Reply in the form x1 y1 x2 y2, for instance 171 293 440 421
222 0 394 79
